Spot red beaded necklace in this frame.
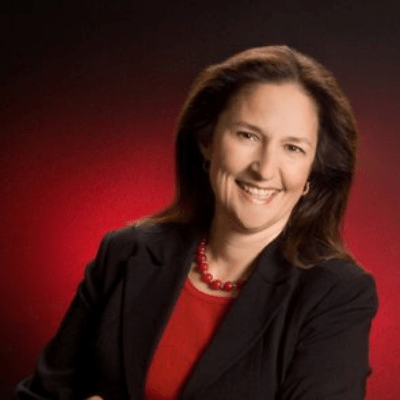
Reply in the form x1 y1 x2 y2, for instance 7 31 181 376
195 238 246 292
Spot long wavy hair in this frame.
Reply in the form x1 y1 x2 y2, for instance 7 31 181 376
142 45 358 267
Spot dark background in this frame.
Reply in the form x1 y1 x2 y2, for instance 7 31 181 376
1 0 399 398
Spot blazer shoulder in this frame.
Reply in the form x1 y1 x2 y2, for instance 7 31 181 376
104 225 139 259
310 257 376 290
294 257 378 318
103 221 197 263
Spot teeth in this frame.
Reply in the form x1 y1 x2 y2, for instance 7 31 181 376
239 182 278 198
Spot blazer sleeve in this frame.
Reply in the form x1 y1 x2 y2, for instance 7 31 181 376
280 271 378 400
14 231 123 400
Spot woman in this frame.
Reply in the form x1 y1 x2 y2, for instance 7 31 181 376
15 45 378 400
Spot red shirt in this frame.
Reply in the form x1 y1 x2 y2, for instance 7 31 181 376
144 278 234 400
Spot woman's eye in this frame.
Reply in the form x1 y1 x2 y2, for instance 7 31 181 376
238 131 258 141
286 144 305 153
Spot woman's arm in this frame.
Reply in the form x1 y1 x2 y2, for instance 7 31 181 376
14 233 116 400
280 271 378 400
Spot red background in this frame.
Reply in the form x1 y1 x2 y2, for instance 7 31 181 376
1 1 399 398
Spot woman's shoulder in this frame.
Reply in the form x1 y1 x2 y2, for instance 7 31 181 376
292 256 378 313
103 220 197 261
86 221 197 294
303 256 375 286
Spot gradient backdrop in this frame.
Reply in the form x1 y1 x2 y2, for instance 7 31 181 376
1 1 399 398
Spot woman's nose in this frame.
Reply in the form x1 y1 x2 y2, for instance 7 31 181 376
251 146 277 180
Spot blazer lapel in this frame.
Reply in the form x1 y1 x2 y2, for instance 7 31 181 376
182 241 294 398
121 224 200 399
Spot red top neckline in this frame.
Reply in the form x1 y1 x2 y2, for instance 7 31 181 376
185 277 236 304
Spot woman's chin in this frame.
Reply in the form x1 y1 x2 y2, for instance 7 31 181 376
227 214 281 236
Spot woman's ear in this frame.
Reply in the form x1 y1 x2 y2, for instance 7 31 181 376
198 138 212 161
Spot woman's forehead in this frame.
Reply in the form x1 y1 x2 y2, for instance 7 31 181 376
216 82 319 141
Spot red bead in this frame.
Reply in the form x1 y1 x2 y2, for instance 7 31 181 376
202 273 213 284
197 246 206 254
196 238 246 293
198 262 208 272
222 282 233 292
210 280 222 290
196 254 206 264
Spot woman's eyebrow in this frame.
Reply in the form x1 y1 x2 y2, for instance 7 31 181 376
284 136 313 146
231 121 265 134
232 122 313 146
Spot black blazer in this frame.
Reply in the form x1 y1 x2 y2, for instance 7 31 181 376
15 222 378 400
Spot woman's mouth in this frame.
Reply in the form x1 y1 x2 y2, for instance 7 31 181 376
236 181 280 204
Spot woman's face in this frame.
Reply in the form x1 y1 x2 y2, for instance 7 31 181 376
200 82 319 236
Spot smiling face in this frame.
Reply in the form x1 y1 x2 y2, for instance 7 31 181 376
200 82 319 237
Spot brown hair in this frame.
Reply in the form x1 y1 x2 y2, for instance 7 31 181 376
143 45 358 267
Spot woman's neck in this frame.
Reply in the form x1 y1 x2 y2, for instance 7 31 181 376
204 214 283 282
